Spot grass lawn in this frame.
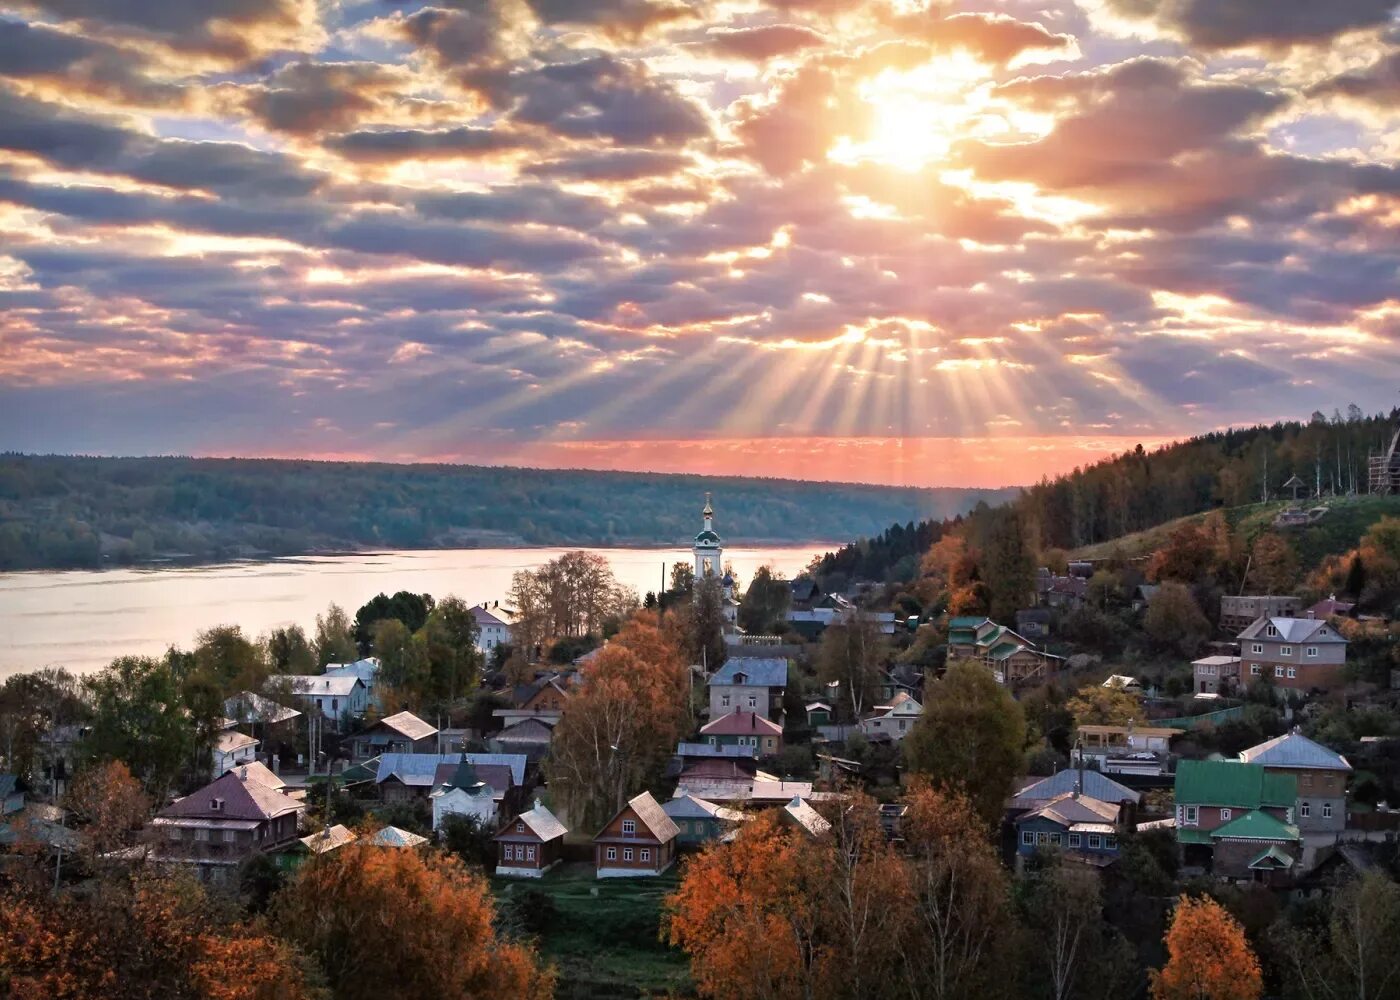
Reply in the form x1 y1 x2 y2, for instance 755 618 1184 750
492 862 694 999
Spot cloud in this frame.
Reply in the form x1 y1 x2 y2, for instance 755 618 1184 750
239 61 409 135
521 149 691 181
890 11 1076 64
1308 51 1400 108
523 0 695 37
694 24 828 61
0 19 186 107
324 125 532 161
1102 0 1398 50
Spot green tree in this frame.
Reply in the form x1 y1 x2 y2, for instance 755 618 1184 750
193 625 264 692
373 619 430 705
353 591 434 653
981 509 1037 621
314 603 357 667
82 657 197 800
1144 582 1210 658
1273 871 1400 1000
738 566 791 635
420 597 482 706
264 625 316 675
904 660 1026 824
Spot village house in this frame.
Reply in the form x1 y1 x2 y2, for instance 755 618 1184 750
496 675 571 726
1008 769 1141 817
149 768 303 885
281 674 370 723
374 752 526 809
1305 595 1356 621
473 603 514 655
1102 674 1143 694
1239 729 1351 840
1014 790 1124 869
495 801 567 877
223 691 301 728
946 616 1061 686
489 717 556 761
663 793 746 845
1237 616 1349 692
430 757 497 832
1174 759 1300 883
859 692 922 743
805 702 833 727
700 711 783 756
1015 608 1052 640
594 791 680 878
1039 574 1088 610
211 729 258 779
780 795 832 838
1193 655 1242 695
878 664 922 703
371 826 429 849
351 711 439 762
233 760 289 793
323 657 382 707
1221 595 1301 633
708 658 788 722
278 824 356 871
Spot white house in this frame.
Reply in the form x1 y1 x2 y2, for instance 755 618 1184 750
430 758 498 832
472 605 514 655
281 674 370 722
859 692 922 742
323 658 381 708
211 729 259 779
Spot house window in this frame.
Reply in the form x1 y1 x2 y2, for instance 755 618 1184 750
899 720 908 731
606 847 617 861
1021 831 1034 846
1184 806 1198 825
623 848 634 862
526 846 536 860
1251 663 1261 675
517 822 524 832
1068 833 1082 848
1306 646 1318 658
1220 808 1231 822
621 820 635 834
1050 833 1063 846
1323 803 1333 819
1267 626 1278 637
1280 646 1292 656
1252 643 1264 655
505 845 514 860
1300 802 1310 818
331 699 338 712
641 848 651 862
721 695 730 709
195 828 210 842
1106 836 1118 850
1288 667 1297 679
221 829 235 843
1275 666 1285 678
1087 834 1102 850
748 695 757 709
708 737 717 747
678 820 689 834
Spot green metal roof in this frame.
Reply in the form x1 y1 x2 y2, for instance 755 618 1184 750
1211 809 1299 842
1174 760 1296 809
1248 845 1296 869
948 616 989 628
1177 829 1213 845
987 641 1024 660
948 629 978 644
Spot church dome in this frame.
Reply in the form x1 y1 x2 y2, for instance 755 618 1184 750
695 529 721 546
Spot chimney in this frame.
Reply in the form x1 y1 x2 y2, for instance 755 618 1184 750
533 797 542 810
1073 743 1083 799
750 713 756 730
239 766 248 782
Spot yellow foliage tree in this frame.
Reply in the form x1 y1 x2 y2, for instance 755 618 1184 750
1150 895 1262 1000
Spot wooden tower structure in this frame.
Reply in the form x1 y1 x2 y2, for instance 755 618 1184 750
1369 423 1400 495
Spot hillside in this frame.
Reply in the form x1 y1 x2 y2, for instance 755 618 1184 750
0 454 1016 571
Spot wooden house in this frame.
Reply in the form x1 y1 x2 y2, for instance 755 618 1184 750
663 793 745 845
1174 759 1300 881
351 711 438 762
594 791 680 878
700 711 783 755
495 801 567 878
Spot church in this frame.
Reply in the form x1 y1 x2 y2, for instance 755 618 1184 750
693 493 739 628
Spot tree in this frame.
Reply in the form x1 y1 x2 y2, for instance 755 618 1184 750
682 575 727 673
353 591 434 653
1345 553 1368 600
740 566 792 635
1144 582 1211 658
1250 533 1299 596
272 843 553 1000
1273 871 1400 1000
1019 858 1135 1000
982 509 1037 621
816 614 888 721
898 781 1013 1000
904 661 1026 824
0 667 83 788
546 612 689 830
193 625 265 692
1066 685 1140 729
419 596 482 706
64 760 149 861
82 656 197 800
372 619 430 706
264 625 316 675
313 603 357 667
1151 894 1262 1000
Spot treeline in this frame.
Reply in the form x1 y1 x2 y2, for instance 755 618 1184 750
814 408 1400 587
0 454 1012 570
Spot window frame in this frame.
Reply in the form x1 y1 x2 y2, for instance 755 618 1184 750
621 819 636 835
1220 808 1231 822
606 847 617 861
623 847 634 862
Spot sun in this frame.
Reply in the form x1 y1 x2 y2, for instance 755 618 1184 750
829 53 992 172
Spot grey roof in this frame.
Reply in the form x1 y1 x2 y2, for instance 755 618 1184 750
710 658 788 688
1010 769 1141 809
283 674 364 697
323 658 379 682
1239 730 1352 771
159 771 302 822
1238 617 1347 644
500 802 568 842
622 791 680 842
376 752 526 787
781 796 832 837
374 711 438 742
676 742 757 760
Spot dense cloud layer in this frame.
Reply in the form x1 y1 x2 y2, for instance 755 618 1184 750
0 0 1397 484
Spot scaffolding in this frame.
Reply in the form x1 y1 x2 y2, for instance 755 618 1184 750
1369 424 1400 495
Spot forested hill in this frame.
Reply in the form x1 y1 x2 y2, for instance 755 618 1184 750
814 408 1400 586
0 454 1017 571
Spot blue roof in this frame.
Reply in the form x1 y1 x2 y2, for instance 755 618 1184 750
710 658 788 688
376 752 526 787
1009 769 1142 809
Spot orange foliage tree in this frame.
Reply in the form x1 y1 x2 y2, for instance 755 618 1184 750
1150 894 1262 1000
272 842 553 1000
546 611 689 829
64 759 150 861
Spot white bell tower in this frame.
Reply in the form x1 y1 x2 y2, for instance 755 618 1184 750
693 493 722 580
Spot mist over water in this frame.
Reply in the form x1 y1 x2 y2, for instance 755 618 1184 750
0 545 823 678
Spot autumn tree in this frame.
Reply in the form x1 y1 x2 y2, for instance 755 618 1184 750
1151 894 1262 1000
1019 857 1135 1000
1066 685 1140 729
1250 533 1299 596
1148 522 1218 585
64 759 149 862
904 661 1026 824
546 612 689 829
816 613 889 721
898 780 1014 999
1144 582 1211 658
272 843 552 1000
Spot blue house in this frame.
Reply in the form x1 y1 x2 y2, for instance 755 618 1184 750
1014 792 1123 868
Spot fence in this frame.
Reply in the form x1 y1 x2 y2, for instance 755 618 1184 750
1153 705 1246 730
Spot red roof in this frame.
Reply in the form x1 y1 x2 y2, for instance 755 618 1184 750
701 711 782 737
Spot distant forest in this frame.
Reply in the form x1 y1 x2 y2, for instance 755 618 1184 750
0 455 1016 571
814 408 1400 587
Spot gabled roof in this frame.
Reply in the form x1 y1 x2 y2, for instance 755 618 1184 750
376 752 526 787
663 793 745 823
1211 809 1301 842
1238 617 1347 644
1239 730 1352 772
710 659 788 688
701 711 783 737
601 791 679 843
283 674 364 697
496 717 557 742
1248 845 1295 869
1010 769 1141 809
498 802 568 842
781 796 831 837
372 825 428 848
214 730 259 755
225 760 285 792
472 605 510 628
224 691 301 726
1307 596 1355 618
1018 793 1121 829
299 824 356 854
373 711 438 742
323 658 379 682
158 771 301 823
1174 759 1296 809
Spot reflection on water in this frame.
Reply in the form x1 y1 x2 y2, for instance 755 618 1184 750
0 545 823 677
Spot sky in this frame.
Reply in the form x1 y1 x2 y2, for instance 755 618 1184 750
0 0 1398 489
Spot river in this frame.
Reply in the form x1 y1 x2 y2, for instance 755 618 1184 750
0 545 827 677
